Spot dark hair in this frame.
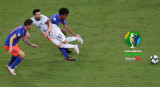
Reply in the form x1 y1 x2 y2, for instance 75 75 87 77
59 8 69 15
24 19 33 26
33 9 40 15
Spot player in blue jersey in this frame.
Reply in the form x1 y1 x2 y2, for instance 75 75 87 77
4 19 39 75
49 8 83 60
31 9 83 61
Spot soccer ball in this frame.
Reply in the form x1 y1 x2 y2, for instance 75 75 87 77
150 55 159 64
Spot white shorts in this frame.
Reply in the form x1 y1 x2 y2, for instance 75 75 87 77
48 24 66 46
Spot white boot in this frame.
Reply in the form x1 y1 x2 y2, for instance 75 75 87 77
8 67 16 75
77 35 83 44
74 44 80 54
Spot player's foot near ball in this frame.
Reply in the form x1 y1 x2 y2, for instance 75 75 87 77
66 48 72 54
77 35 83 44
64 57 76 61
8 67 16 75
74 45 80 54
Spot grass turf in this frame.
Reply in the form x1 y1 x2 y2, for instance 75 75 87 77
0 0 160 87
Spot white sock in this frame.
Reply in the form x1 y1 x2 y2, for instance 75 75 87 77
62 44 75 48
67 37 78 43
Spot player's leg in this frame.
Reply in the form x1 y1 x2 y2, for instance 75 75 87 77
50 26 80 54
6 56 16 67
59 28 78 43
49 36 79 54
49 37 78 61
8 50 25 75
60 28 78 42
60 28 72 54
55 26 83 44
58 46 76 61
58 48 68 58
56 34 80 55
66 37 78 42
10 50 25 69
60 28 83 44
54 28 80 54
58 43 79 54
7 45 24 75
67 35 83 44
48 36 69 59
59 30 83 44
4 46 17 70
6 44 20 67
44 34 71 59
58 43 78 61
60 34 83 44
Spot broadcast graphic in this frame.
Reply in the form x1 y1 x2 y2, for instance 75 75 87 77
124 31 142 61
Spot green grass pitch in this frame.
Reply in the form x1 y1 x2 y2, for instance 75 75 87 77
0 0 160 87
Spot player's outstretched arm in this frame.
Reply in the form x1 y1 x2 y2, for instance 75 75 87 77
22 36 39 48
64 25 77 37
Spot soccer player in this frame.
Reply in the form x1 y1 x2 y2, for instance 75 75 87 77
4 19 39 75
49 8 75 37
49 8 79 60
31 9 83 61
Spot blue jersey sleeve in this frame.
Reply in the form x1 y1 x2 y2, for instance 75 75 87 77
15 28 26 38
50 16 58 24
15 30 24 38
61 20 66 25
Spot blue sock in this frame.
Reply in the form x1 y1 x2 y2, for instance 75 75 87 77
58 48 68 58
10 57 23 69
8 56 17 66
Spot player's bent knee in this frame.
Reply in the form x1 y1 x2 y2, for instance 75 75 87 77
21 53 25 58
58 43 63 48
18 51 25 58
63 39 67 44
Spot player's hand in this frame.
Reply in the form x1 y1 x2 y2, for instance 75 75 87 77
75 34 80 38
44 32 49 38
9 47 13 53
72 33 78 37
32 44 39 48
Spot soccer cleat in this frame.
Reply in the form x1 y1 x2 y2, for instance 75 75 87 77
8 67 16 75
66 48 73 54
6 64 10 71
77 35 83 44
74 44 80 54
64 57 76 61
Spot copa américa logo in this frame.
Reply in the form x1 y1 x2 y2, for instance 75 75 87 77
124 31 142 61
125 31 140 48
